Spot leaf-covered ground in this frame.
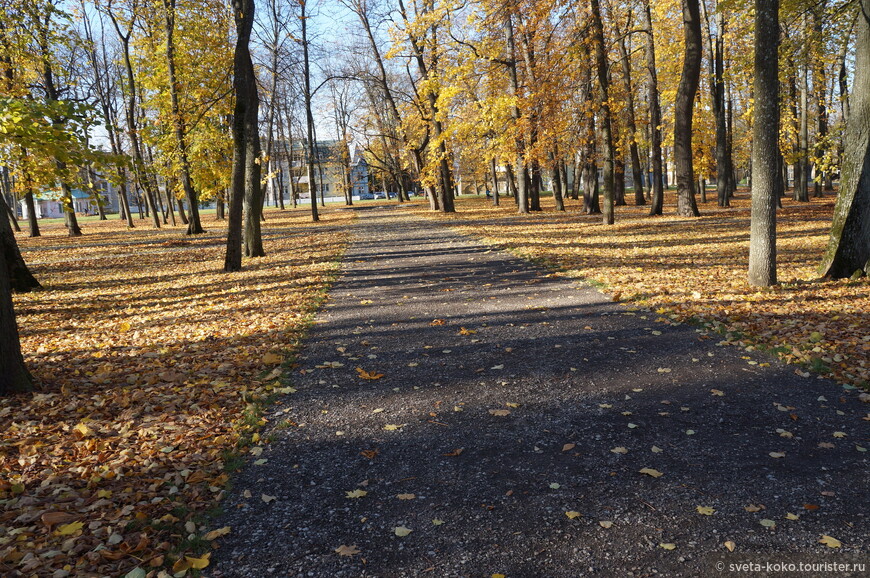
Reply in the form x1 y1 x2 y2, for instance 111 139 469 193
412 193 869 390
2 208 351 576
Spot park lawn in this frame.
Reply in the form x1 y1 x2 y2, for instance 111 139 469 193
1 208 352 576
413 192 869 390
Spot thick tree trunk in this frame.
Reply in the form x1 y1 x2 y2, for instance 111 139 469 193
674 0 702 217
225 0 256 271
551 160 564 211
0 192 39 294
749 0 780 286
643 1 665 216
504 15 529 214
591 0 614 224
819 1 870 278
0 244 32 395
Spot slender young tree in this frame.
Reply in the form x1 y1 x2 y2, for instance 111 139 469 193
642 0 665 216
749 0 780 287
590 0 615 225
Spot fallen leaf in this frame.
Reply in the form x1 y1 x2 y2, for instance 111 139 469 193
41 512 77 529
204 526 231 540
346 489 368 499
432 519 444 526
489 409 511 416
710 389 725 396
804 503 820 510
394 526 412 537
819 535 842 548
818 442 835 449
651 446 663 453
360 449 379 459
639 468 663 478
610 447 628 454
55 521 84 536
832 431 847 438
262 352 283 364
565 511 582 519
443 448 464 457
562 443 576 452
397 493 416 500
760 519 776 528
384 424 404 431
261 494 277 503
458 327 477 335
769 452 786 458
185 554 210 570
785 513 800 520
335 544 360 557
657 367 672 373
356 367 384 380
549 483 561 489
724 540 736 552
696 506 715 516
745 504 765 512
599 520 614 529
659 543 676 550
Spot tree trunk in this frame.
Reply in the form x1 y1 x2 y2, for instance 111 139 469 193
504 15 529 214
551 159 564 211
796 31 810 202
643 0 665 216
749 0 779 287
674 0 702 217
0 242 32 395
491 157 500 206
225 0 256 271
616 32 645 205
301 2 319 223
819 1 870 278
590 0 614 224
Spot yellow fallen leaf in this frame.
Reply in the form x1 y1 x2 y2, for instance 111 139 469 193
760 519 776 528
262 352 283 364
651 446 663 453
186 553 210 570
710 389 725 396
745 504 764 512
489 409 511 416
118 321 131 333
459 327 477 335
785 513 800 520
74 423 95 438
696 506 715 516
599 520 614 528
832 431 846 438
769 452 786 458
394 526 412 537
611 447 628 454
819 535 841 548
565 511 582 519
204 526 231 540
432 519 444 526
384 424 404 431
639 468 663 478
397 493 416 500
55 521 84 536
724 540 736 552
261 494 277 503
506 402 520 408
659 543 676 550
346 489 368 498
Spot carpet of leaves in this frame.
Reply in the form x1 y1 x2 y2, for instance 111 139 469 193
2 208 352 576
413 192 869 389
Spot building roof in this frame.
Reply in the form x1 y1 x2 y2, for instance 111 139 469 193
35 188 92 201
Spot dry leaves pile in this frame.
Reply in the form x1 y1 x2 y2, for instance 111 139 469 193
414 193 869 388
3 209 351 576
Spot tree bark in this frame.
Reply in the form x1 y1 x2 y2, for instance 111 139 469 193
819 0 870 278
0 242 32 395
615 28 645 205
642 0 665 216
590 0 615 224
674 0 702 217
749 0 779 287
225 0 256 271
0 193 40 293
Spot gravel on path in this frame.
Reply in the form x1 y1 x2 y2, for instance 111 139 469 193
211 207 868 578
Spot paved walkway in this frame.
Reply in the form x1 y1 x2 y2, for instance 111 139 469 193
212 208 868 577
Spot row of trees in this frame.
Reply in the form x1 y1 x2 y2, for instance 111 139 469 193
2 0 869 394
